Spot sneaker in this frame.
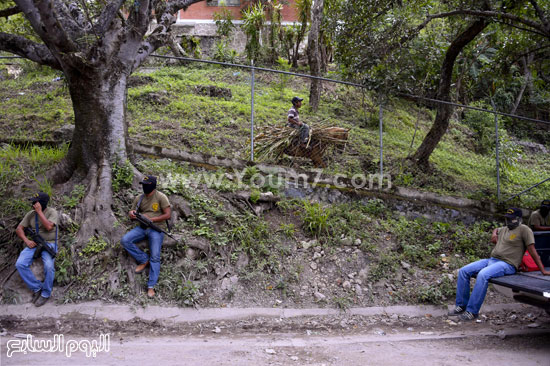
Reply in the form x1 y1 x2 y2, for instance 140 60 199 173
34 296 49 307
448 306 465 316
31 291 42 304
135 261 149 274
147 288 155 298
458 311 478 321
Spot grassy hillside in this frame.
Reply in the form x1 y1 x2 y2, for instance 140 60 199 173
0 141 499 308
0 59 548 308
1 60 548 207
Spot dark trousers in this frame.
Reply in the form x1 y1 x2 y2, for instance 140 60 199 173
290 123 310 143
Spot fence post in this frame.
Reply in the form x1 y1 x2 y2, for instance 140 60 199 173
491 98 500 203
379 102 384 182
250 60 255 162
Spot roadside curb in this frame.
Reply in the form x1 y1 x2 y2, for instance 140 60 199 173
0 302 532 324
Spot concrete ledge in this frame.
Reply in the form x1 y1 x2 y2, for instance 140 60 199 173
0 302 530 325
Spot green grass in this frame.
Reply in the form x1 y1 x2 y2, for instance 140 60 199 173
0 63 72 140
2 62 549 207
0 143 68 183
0 143 68 223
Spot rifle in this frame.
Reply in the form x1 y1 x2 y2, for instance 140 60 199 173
24 227 57 259
134 212 177 241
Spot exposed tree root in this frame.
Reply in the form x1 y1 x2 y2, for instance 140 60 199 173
76 159 127 245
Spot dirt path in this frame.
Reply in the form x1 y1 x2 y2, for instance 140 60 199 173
2 328 549 366
1 304 549 366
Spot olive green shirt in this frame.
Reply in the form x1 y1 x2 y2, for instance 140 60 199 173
19 208 59 242
528 209 550 228
491 224 535 269
132 191 171 221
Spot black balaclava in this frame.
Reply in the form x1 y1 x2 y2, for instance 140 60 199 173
142 182 156 195
506 217 521 230
540 206 550 218
31 192 49 210
38 197 48 210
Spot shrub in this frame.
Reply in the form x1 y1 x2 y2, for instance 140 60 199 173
81 236 108 257
241 2 265 63
213 40 238 63
63 184 86 209
302 201 331 236
180 36 202 59
213 6 236 39
112 158 133 192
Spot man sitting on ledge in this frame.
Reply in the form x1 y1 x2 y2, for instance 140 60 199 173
287 96 310 147
15 192 59 307
448 208 550 321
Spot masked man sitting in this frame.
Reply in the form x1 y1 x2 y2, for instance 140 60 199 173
448 208 550 321
121 175 171 298
15 192 59 307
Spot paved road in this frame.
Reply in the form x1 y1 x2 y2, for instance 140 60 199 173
2 327 549 366
2 302 549 366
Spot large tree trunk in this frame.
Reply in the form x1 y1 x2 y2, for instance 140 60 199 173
51 69 131 244
411 19 488 168
308 0 324 112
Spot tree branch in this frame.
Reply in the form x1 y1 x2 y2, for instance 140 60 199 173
0 5 21 18
365 5 550 68
493 19 548 37
14 0 78 53
55 1 93 43
0 32 61 70
358 15 434 68
130 0 205 70
426 9 549 37
13 0 48 40
36 0 80 52
95 0 126 35
529 0 549 32
162 0 205 20
131 29 169 71
126 0 153 38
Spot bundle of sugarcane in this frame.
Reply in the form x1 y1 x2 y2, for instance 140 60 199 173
254 126 298 161
254 122 349 161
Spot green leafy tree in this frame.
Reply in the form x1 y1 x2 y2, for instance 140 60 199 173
330 0 550 168
241 1 266 63
292 0 311 67
265 0 283 64
213 3 237 62
213 4 236 39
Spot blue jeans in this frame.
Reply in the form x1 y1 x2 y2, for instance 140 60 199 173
15 242 57 298
121 227 164 288
455 258 516 315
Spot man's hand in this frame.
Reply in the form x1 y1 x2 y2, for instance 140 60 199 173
32 201 42 213
289 117 302 127
26 240 37 249
131 211 152 221
542 269 550 276
31 202 54 231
